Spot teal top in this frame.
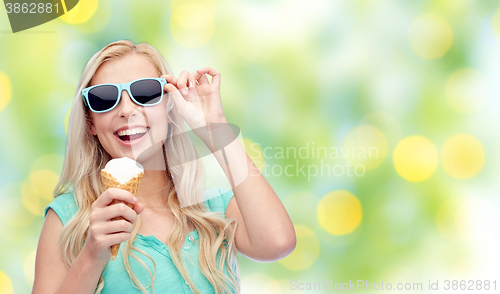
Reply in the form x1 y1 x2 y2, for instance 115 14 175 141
44 186 239 294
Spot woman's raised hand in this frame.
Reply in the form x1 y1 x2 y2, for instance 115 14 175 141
161 67 228 136
83 188 144 263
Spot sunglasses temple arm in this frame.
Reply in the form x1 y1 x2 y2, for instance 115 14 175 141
82 92 88 108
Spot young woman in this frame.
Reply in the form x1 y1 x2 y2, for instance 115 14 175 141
32 40 296 294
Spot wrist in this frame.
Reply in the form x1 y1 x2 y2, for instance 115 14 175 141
81 242 108 269
202 122 237 153
210 117 228 124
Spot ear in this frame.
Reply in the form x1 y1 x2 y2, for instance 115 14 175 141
90 122 97 136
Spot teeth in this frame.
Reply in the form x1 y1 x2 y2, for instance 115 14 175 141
117 127 147 136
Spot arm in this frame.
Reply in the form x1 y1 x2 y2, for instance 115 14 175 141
32 209 108 294
207 122 297 262
164 67 296 262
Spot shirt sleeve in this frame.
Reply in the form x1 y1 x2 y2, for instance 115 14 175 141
204 186 235 213
44 193 78 226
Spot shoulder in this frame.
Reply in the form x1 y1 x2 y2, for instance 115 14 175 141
203 186 235 213
44 192 78 226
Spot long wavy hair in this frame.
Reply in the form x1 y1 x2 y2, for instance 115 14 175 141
53 40 240 294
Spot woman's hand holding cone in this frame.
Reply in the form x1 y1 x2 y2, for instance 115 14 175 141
84 188 144 264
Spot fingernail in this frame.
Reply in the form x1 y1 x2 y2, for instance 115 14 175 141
133 196 138 202
181 88 188 95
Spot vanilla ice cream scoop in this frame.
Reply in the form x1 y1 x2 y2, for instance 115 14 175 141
102 157 144 184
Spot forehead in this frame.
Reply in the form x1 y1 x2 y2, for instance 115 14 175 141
90 54 159 86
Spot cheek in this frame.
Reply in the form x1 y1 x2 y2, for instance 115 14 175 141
152 116 169 134
91 114 113 135
148 110 169 139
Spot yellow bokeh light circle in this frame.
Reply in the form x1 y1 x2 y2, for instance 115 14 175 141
22 181 42 216
342 125 388 170
60 0 99 24
29 170 60 200
278 225 320 271
408 14 453 59
393 136 438 182
170 3 215 49
0 71 12 112
0 271 14 294
242 138 265 171
441 134 484 179
318 190 362 235
445 69 488 113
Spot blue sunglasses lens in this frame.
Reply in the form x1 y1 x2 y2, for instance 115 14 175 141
130 79 163 105
88 85 119 112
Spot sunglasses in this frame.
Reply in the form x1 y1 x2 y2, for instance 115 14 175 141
82 77 167 113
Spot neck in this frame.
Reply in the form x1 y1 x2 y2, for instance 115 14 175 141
136 169 173 208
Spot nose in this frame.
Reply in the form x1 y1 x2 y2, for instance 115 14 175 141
117 89 141 118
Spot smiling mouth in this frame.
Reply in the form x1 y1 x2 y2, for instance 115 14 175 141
115 127 150 142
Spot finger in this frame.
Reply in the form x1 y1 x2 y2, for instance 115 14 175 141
106 232 131 246
164 83 187 110
188 73 197 88
104 203 138 223
196 67 220 87
185 73 200 103
177 70 191 95
95 188 137 208
199 74 209 85
91 219 129 239
161 74 178 86
192 70 210 85
104 219 134 234
192 70 209 84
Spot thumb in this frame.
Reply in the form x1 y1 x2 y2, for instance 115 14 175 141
134 202 145 215
164 83 186 110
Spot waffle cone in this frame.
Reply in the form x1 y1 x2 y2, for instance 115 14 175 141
101 170 144 261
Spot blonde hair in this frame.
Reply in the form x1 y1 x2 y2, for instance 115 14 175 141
53 40 240 293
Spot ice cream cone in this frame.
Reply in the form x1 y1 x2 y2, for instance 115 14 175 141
101 169 144 261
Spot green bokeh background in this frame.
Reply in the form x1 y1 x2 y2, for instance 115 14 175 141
1 0 500 293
